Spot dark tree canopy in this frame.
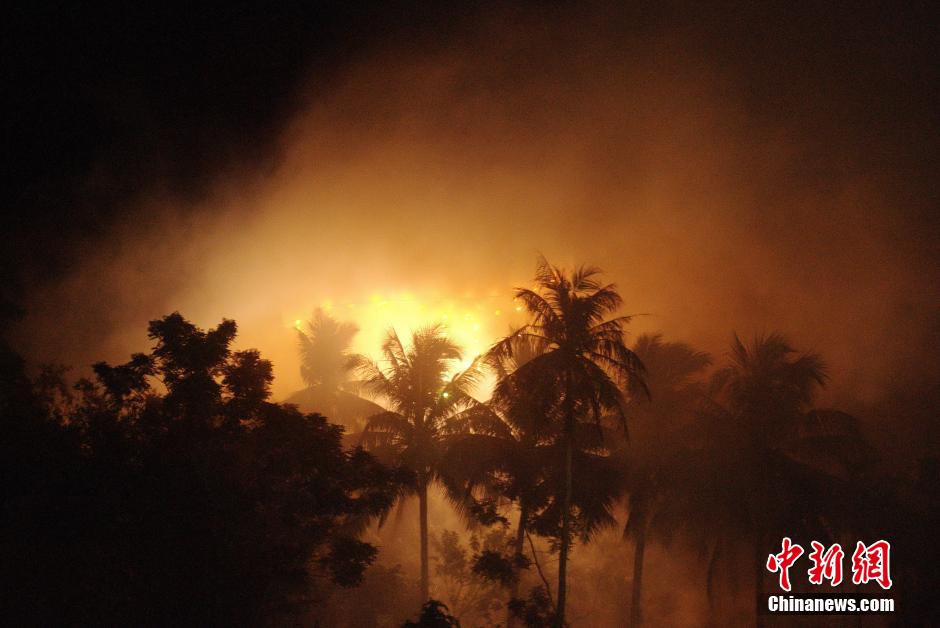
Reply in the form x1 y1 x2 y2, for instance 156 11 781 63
0 313 407 626
401 599 461 628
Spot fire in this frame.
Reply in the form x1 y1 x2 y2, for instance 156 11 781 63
291 290 524 375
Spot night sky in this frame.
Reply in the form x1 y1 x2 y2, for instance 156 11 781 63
4 2 936 288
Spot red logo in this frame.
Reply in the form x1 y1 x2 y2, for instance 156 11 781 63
766 538 892 590
766 537 804 591
851 540 893 590
807 541 844 586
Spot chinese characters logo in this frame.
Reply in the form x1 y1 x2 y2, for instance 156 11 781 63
766 538 892 591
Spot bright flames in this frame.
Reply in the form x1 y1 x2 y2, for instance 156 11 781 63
288 290 525 374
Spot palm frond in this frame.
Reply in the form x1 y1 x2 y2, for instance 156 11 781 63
348 354 394 401
514 288 561 329
363 410 413 436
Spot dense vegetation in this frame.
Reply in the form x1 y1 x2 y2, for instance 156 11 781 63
2 257 937 626
1 313 408 625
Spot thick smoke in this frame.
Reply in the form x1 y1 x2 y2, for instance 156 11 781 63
11 4 938 466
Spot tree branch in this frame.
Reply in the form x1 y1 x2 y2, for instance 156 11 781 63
526 530 556 611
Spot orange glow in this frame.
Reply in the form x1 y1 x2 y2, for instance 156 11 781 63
292 291 523 378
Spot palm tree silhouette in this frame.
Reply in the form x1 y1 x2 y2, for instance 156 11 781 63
298 308 357 392
285 308 381 435
674 333 870 626
352 325 482 603
445 331 630 627
488 256 646 627
442 334 553 627
617 334 711 627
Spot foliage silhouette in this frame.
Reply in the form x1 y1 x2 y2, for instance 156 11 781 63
658 333 873 626
431 528 508 624
1 313 406 625
616 334 711 627
1 269 934 626
488 256 646 627
442 333 551 627
401 599 461 627
507 586 556 628
444 330 627 627
352 324 483 603
286 308 383 435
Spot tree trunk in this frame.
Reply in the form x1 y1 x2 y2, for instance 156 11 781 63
419 479 430 603
554 437 573 628
629 523 646 628
506 501 528 628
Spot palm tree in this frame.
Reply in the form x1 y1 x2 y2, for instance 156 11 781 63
352 325 482 603
617 334 711 627
298 308 358 392
488 256 646 627
674 333 870 625
286 308 381 434
712 333 827 623
444 332 629 628
442 335 553 628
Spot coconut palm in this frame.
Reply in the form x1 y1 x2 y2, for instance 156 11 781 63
444 331 629 627
442 413 540 628
442 335 554 627
617 334 711 627
285 308 381 434
712 333 828 622
298 308 358 392
352 325 482 603
669 333 872 626
487 256 646 627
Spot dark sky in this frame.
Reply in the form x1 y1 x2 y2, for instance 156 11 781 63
2 2 443 299
3 2 937 294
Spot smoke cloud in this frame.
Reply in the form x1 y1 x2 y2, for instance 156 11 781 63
11 4 938 465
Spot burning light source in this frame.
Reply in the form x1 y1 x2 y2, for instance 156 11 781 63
291 290 524 381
